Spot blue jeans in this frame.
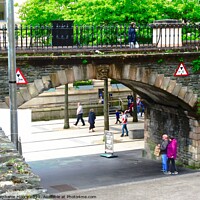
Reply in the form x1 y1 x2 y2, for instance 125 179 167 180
161 154 168 172
122 124 128 136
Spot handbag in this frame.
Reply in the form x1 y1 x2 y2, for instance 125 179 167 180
154 145 161 157
135 41 139 48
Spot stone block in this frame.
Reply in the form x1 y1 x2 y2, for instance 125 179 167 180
0 102 8 109
42 75 51 83
27 83 39 98
57 70 68 85
141 68 151 84
34 79 45 94
154 74 164 88
50 73 60 88
17 92 25 107
122 64 131 79
129 129 144 139
193 120 200 127
135 67 142 82
193 126 200 134
73 65 84 81
192 140 200 147
166 80 176 93
160 77 170 90
178 86 187 100
192 153 200 161
189 94 198 107
189 131 194 139
129 67 137 81
192 133 200 140
65 68 75 83
148 72 157 85
172 83 182 96
4 96 9 107
184 90 193 104
19 87 32 102
189 145 200 154
42 76 52 89
87 64 96 79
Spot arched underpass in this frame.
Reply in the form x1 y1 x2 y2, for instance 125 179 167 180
5 62 198 167
0 52 199 166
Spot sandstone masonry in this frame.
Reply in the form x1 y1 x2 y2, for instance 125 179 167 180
0 127 50 199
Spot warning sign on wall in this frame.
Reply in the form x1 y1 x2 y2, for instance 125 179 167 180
174 63 189 77
16 68 28 84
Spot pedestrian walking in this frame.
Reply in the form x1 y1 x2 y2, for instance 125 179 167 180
88 108 96 132
128 22 136 48
160 134 169 174
74 102 85 126
167 135 178 175
120 111 129 137
115 110 121 124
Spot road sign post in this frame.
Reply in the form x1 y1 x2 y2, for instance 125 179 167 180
7 0 18 150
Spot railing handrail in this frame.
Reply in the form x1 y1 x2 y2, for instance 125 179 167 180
0 23 199 50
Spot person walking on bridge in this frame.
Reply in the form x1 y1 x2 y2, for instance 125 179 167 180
128 22 136 48
74 102 85 126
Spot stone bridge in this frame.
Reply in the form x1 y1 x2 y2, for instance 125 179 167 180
0 50 199 167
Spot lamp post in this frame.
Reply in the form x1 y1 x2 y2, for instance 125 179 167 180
7 0 18 149
104 78 109 130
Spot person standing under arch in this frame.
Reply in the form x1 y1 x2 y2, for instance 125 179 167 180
167 135 178 175
160 134 169 174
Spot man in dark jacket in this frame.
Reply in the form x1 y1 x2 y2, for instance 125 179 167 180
160 134 169 174
88 108 96 132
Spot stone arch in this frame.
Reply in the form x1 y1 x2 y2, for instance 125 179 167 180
107 63 199 166
4 63 200 166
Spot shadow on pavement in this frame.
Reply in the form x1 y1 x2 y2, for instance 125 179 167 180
27 149 199 194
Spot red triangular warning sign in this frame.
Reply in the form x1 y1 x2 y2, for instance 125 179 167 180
16 68 28 84
174 62 189 77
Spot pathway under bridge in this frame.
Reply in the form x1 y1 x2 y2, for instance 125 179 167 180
0 51 199 167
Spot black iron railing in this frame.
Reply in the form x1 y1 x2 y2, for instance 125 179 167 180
0 23 199 50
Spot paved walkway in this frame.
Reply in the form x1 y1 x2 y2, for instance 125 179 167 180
22 115 144 161
21 115 200 200
58 171 200 200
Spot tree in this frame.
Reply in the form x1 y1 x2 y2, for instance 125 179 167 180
16 0 200 25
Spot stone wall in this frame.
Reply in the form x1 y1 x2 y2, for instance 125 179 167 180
0 52 199 102
0 127 50 199
144 104 200 167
